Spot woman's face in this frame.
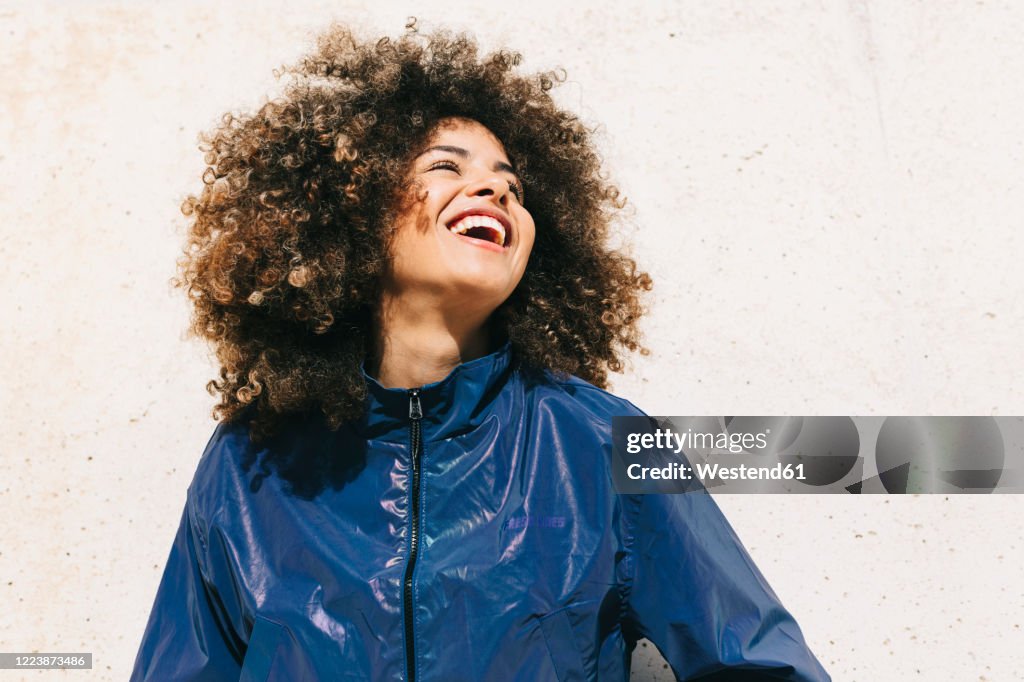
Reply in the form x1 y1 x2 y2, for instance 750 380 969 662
385 117 535 318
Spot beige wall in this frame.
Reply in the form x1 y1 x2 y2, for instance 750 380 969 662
2 2 1022 679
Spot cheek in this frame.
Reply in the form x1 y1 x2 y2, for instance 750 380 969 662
415 201 433 235
520 220 537 257
387 214 430 281
413 177 429 199
512 224 536 285
391 196 434 247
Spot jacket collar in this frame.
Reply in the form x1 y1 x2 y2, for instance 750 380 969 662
358 342 513 443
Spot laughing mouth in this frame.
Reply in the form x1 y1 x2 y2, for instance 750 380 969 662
447 214 508 247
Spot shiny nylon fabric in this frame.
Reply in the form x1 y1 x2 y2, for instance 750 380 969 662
131 345 830 681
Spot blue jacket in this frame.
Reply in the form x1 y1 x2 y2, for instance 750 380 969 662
132 344 829 681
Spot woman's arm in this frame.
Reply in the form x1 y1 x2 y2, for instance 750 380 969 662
130 498 245 681
622 491 831 681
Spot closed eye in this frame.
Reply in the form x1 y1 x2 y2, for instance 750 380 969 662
426 159 461 173
507 179 524 203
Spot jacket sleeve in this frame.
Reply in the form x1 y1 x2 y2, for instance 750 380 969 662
622 491 831 681
131 498 245 681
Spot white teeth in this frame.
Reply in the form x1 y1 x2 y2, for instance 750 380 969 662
448 215 506 246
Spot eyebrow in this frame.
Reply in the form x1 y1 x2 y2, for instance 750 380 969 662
420 145 517 175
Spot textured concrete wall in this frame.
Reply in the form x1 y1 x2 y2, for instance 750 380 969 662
2 2 1022 679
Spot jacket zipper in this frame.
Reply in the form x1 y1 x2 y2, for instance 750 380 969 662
403 388 424 682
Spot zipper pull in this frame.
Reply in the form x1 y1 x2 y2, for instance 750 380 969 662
408 388 422 421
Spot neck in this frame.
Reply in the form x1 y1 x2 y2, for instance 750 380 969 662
371 295 494 389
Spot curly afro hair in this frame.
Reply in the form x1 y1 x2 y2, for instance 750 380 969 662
176 21 652 441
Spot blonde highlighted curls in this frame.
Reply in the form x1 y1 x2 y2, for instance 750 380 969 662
175 22 651 442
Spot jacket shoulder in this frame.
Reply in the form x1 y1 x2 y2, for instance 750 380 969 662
529 370 649 424
185 419 255 521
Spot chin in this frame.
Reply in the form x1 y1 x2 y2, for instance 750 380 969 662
445 272 516 306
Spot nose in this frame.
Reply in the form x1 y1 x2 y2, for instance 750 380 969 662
463 174 510 206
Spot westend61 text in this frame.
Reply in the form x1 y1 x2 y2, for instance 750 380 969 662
627 462 807 481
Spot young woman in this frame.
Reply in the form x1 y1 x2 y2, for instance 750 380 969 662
132 23 829 681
